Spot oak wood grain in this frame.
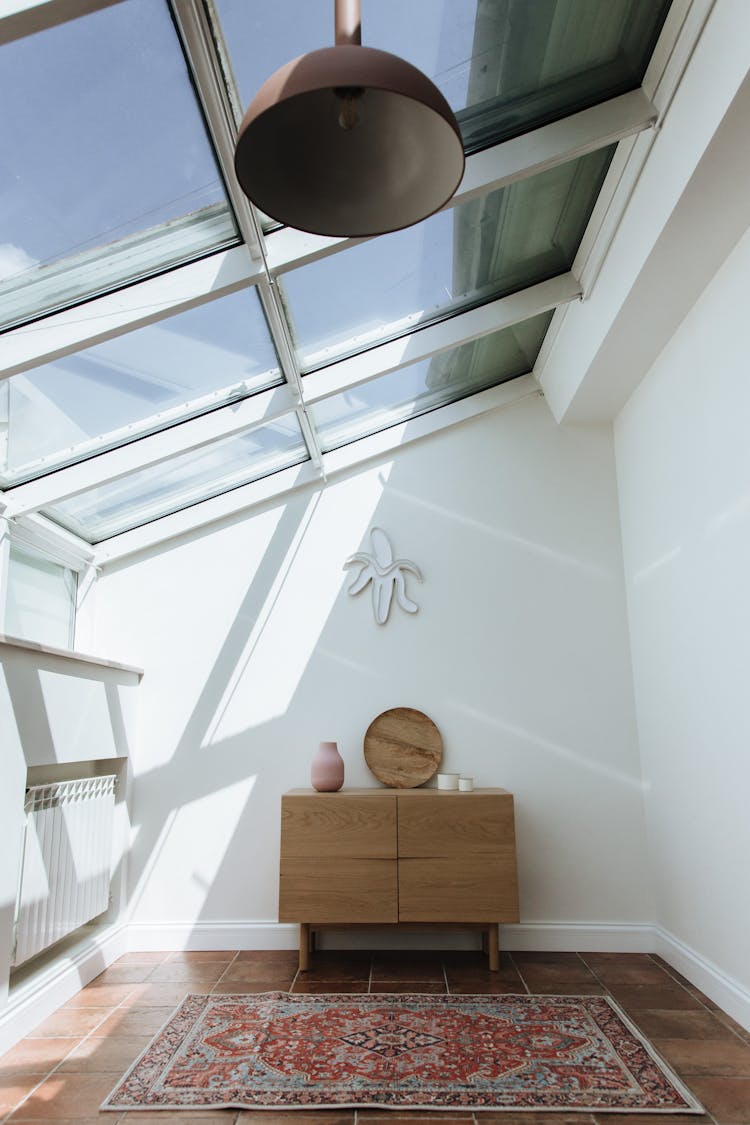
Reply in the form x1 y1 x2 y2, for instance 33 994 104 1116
279 859 398 922
280 793 397 859
398 792 516 857
363 707 442 788
398 855 520 922
278 788 520 971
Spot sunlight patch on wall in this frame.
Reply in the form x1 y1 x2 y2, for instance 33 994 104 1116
632 544 682 585
129 775 256 923
707 492 750 536
384 480 612 581
452 701 645 791
205 463 394 740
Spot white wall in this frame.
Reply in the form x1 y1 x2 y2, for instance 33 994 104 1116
95 392 651 944
0 639 140 1049
615 227 750 995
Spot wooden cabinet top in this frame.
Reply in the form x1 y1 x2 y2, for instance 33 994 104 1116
284 787 512 797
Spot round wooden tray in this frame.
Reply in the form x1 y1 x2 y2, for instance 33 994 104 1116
363 707 443 788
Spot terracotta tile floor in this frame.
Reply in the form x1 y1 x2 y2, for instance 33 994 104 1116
1 950 749 1125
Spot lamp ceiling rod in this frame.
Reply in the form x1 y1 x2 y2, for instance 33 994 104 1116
335 0 361 46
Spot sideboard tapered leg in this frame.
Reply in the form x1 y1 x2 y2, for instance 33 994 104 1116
488 925 500 972
299 923 310 972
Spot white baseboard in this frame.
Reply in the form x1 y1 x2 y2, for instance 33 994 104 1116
127 921 299 952
654 925 750 1032
2 919 745 1056
0 922 128 1056
126 921 749 1030
126 920 655 954
499 922 655 952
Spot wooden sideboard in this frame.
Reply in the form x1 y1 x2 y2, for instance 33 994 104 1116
279 787 519 971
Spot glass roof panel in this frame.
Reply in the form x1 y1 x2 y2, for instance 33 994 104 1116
0 0 237 330
283 146 612 371
312 311 552 452
214 0 670 154
0 1 675 546
0 290 280 488
42 414 308 543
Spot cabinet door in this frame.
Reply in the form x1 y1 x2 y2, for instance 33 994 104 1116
279 858 398 922
398 793 515 857
397 792 520 922
398 855 519 922
281 794 397 859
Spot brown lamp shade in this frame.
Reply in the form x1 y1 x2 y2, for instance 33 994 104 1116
233 45 465 238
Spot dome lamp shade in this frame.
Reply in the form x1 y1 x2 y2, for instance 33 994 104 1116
233 0 465 238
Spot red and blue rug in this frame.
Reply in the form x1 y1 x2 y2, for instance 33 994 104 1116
101 991 703 1113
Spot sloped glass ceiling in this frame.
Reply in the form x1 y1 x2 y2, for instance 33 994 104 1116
45 414 307 542
0 0 237 329
0 0 673 547
0 290 280 487
215 0 670 152
284 148 613 370
312 311 554 453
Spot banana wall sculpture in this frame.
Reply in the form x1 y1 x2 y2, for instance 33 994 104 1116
344 527 422 625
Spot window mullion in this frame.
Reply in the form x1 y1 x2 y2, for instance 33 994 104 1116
257 279 325 477
171 0 267 263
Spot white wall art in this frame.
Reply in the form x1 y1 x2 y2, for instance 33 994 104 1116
344 527 422 625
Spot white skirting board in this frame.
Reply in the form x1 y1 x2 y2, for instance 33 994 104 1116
126 920 299 952
0 922 128 1056
126 919 750 1031
125 920 655 953
498 922 656 952
654 925 750 1032
1 920 747 1055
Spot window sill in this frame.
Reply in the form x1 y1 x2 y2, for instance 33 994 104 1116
0 634 143 678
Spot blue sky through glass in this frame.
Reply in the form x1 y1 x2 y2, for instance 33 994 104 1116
282 150 611 371
312 311 553 450
0 289 280 484
215 0 475 116
0 0 229 287
0 0 670 543
44 414 308 541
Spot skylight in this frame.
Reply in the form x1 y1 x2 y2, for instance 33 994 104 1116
311 311 554 453
44 413 308 542
0 290 280 487
0 0 237 330
282 149 613 371
0 0 675 557
215 0 669 152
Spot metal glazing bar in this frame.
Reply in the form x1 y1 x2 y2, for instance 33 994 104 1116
2 384 298 517
257 278 326 477
170 0 267 262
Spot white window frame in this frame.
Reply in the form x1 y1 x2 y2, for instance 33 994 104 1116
0 0 706 562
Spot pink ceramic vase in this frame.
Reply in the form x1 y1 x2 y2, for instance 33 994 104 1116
311 741 344 792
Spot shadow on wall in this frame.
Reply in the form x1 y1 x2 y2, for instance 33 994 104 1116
102 392 653 941
0 644 138 996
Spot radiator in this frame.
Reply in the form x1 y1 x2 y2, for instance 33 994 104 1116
12 775 118 968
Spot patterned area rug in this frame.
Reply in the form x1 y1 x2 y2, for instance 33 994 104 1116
101 992 703 1113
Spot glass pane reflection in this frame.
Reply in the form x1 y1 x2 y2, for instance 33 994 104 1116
43 414 307 542
284 148 611 370
0 290 280 487
312 311 552 451
0 0 236 328
214 0 669 154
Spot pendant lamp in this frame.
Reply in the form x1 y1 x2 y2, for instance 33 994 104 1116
233 0 465 238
